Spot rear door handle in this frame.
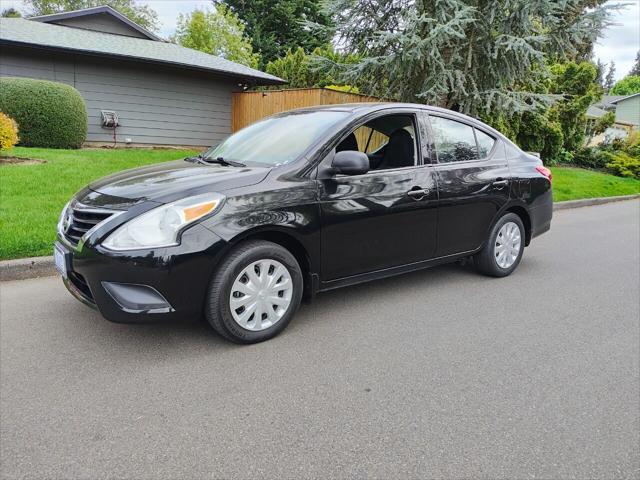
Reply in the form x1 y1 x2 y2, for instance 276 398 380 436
492 179 509 188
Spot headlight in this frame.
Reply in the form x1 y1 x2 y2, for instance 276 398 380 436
102 193 224 251
57 201 71 235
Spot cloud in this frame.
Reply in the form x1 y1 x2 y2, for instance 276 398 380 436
147 0 211 37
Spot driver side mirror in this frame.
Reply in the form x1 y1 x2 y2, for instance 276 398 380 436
332 150 369 176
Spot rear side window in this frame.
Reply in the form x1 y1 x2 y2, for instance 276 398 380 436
430 116 478 163
475 129 495 157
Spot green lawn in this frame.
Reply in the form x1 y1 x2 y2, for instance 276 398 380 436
0 147 198 260
1 147 638 260
550 166 640 202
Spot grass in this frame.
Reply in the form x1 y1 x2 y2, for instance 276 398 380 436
0 147 198 260
1 147 638 260
550 166 640 202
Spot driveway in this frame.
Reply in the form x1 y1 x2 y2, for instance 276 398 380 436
1 200 639 479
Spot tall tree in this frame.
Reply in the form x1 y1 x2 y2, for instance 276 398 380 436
322 0 615 116
486 61 601 161
549 62 601 152
24 0 159 32
173 6 260 68
1 8 22 17
265 46 358 88
629 51 640 77
604 62 616 92
595 58 606 88
221 0 332 66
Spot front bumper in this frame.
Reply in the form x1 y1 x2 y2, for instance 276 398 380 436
57 223 228 323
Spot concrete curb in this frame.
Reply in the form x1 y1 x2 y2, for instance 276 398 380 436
553 193 640 211
0 255 57 282
1 194 638 282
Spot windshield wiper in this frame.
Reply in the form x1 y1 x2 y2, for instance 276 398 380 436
184 155 246 167
208 156 246 167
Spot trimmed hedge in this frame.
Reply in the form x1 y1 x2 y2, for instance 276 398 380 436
0 77 87 149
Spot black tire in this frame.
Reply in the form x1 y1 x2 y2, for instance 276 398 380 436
474 212 525 277
204 240 303 344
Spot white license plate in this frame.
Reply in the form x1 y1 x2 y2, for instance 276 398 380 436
54 245 68 279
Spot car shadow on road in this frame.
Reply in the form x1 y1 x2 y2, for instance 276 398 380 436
66 254 550 357
68 261 483 356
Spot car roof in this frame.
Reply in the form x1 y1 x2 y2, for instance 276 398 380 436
281 102 487 123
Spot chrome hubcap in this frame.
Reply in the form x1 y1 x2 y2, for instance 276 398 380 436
494 221 521 269
229 259 293 331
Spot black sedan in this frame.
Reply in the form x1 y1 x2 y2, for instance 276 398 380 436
55 103 553 343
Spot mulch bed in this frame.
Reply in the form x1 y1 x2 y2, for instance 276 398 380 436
0 157 45 165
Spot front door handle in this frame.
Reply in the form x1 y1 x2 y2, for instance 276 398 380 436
407 188 429 200
492 179 509 189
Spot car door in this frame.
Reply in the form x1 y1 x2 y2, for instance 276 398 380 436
318 110 438 281
425 113 511 257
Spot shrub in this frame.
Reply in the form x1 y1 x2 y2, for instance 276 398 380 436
623 131 640 158
606 152 640 179
325 84 360 94
0 77 87 148
555 149 574 165
0 112 19 150
572 146 610 169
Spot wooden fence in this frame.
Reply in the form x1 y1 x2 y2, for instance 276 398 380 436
231 88 380 132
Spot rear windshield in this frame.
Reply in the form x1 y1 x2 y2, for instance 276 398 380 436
205 111 349 167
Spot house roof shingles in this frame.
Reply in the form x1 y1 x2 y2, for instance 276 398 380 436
29 5 162 41
0 18 285 85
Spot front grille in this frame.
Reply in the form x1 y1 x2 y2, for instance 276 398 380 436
63 205 114 245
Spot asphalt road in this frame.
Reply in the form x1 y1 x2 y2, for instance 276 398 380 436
1 200 639 480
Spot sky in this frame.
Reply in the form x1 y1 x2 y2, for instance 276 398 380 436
1 0 638 80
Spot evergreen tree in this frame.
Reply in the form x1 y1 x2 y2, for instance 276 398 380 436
595 58 606 88
604 62 616 92
221 0 332 66
549 62 601 152
173 6 260 68
265 46 358 88
322 0 615 116
265 48 311 87
25 0 158 31
629 51 640 76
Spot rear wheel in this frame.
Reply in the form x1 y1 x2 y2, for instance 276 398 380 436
474 212 525 277
205 240 303 343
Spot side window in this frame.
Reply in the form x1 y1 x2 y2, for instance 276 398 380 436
430 116 478 163
353 126 389 153
336 114 417 171
475 129 495 158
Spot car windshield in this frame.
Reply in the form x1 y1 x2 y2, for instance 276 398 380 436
204 110 349 167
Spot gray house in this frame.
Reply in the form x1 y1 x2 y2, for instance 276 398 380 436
586 93 640 144
0 6 285 147
610 93 640 130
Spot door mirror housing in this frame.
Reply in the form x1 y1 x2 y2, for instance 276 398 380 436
332 150 369 175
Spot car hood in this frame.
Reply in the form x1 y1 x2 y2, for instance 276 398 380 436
88 160 270 204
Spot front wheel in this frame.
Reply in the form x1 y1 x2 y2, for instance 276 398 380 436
474 213 525 277
205 240 303 343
